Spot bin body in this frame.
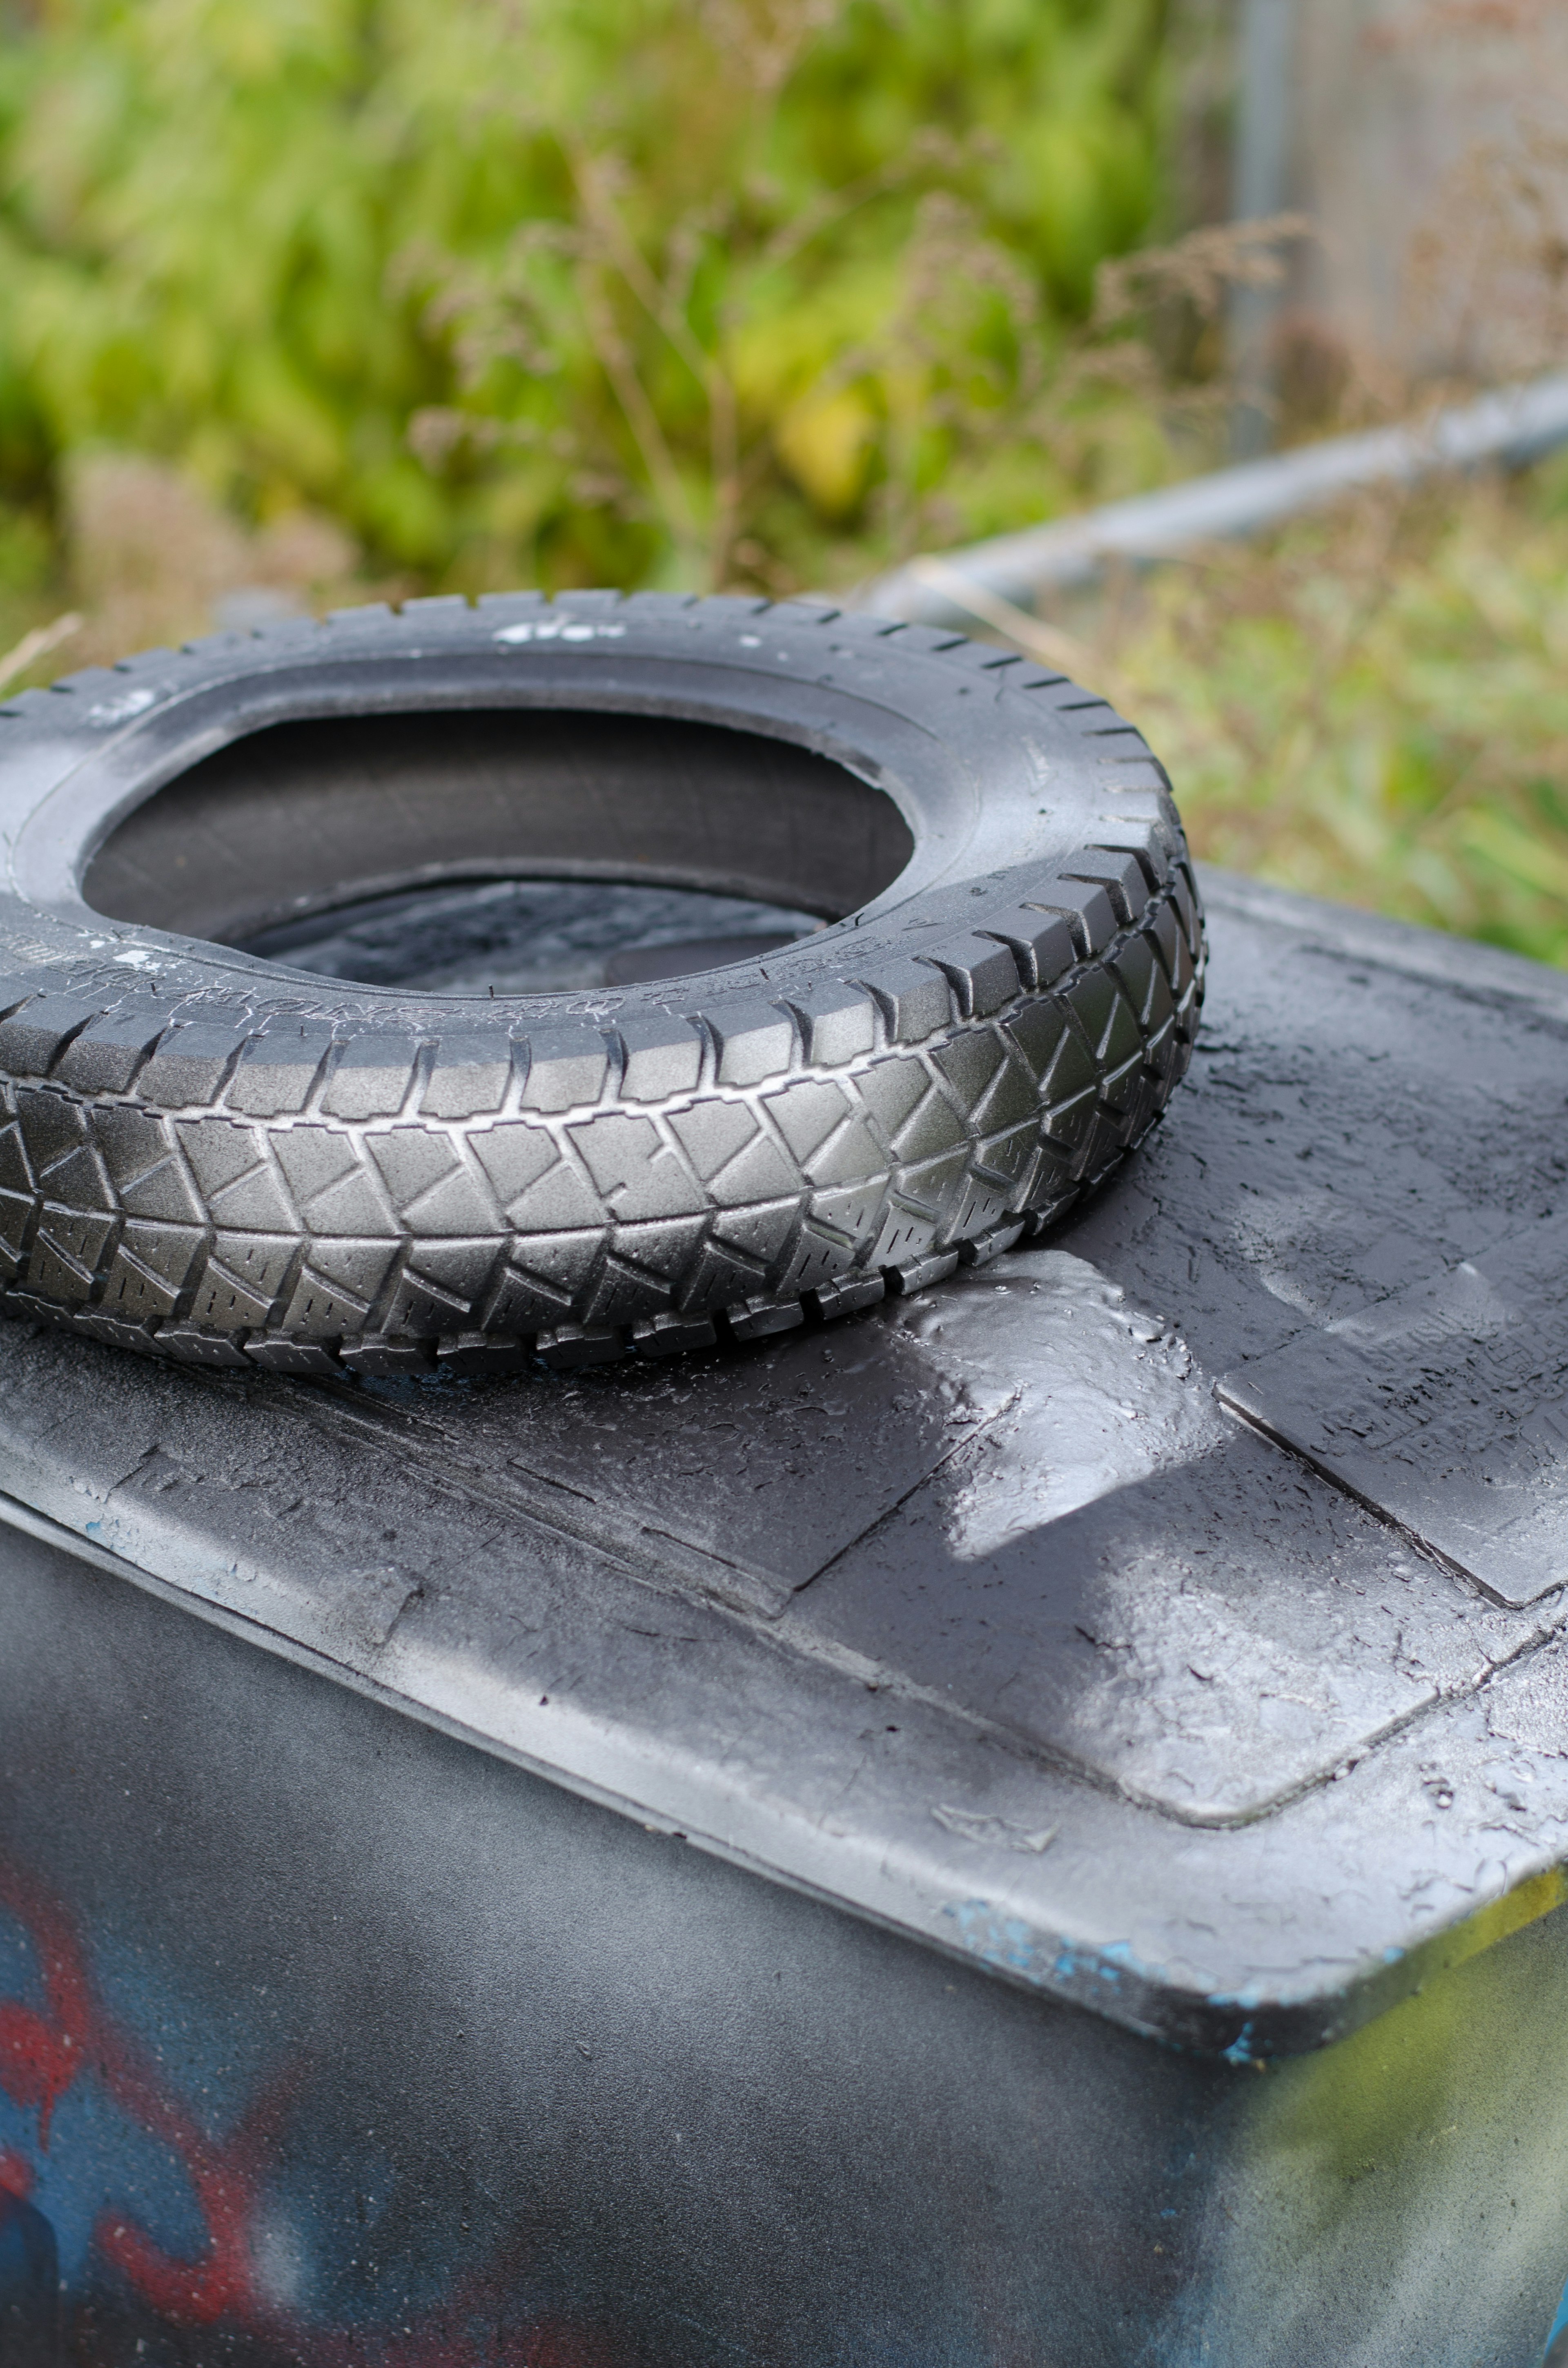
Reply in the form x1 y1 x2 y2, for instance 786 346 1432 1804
5 872 1568 2365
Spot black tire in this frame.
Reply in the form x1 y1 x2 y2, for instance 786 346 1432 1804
0 591 1204 1375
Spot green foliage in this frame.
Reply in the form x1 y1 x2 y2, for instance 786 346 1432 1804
0 0 1170 593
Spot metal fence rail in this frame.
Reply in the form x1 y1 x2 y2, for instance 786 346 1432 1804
858 370 1568 629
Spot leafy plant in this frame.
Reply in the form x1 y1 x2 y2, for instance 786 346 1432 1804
0 0 1171 595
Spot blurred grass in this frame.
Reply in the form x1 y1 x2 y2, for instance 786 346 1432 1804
1082 455 1568 967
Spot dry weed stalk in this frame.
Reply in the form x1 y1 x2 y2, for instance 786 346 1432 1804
56 458 358 674
503 185 1312 586
0 613 80 695
1385 0 1568 379
400 28 1018 593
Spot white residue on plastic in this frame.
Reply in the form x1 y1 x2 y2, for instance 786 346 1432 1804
87 687 158 726
493 618 628 644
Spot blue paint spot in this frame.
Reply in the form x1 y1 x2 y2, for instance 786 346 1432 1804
942 1899 1038 1978
943 1908 1180 2010
1544 2272 1568 2364
1221 2022 1256 2067
1208 1983 1266 2012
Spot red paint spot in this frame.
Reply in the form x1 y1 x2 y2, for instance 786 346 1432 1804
0 2147 34 2199
0 1860 95 2143
0 2002 79 2126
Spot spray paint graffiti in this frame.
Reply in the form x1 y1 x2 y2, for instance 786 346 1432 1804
0 1853 626 2366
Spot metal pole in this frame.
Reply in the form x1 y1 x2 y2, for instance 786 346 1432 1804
1228 0 1296 456
855 372 1568 624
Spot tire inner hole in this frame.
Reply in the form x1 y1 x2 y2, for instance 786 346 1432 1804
239 879 824 996
82 706 913 997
